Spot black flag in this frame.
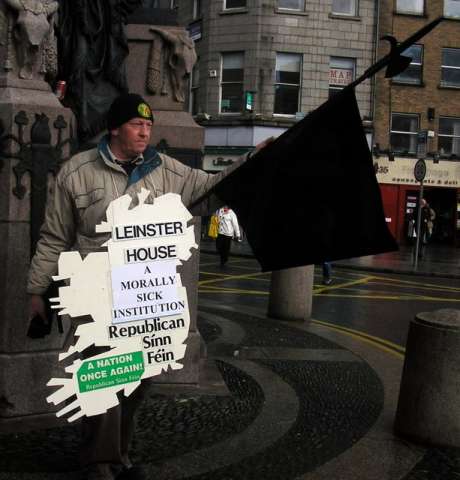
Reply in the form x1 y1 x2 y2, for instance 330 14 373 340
213 87 398 272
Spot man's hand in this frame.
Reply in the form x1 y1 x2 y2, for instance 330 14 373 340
252 136 276 157
29 294 47 321
27 294 54 339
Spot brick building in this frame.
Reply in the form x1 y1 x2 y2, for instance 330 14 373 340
177 0 376 172
373 0 460 246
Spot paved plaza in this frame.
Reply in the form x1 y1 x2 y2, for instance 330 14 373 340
0 245 459 479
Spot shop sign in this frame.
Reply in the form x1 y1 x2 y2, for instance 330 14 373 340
203 153 241 171
329 68 353 86
374 156 460 187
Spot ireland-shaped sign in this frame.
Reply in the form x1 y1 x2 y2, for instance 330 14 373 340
46 191 197 421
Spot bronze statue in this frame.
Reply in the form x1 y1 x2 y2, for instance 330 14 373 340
56 0 142 141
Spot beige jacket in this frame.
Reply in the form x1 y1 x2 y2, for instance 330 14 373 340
27 142 242 294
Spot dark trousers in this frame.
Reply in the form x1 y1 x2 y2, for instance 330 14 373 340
79 381 150 478
216 234 232 265
322 262 331 280
78 338 151 479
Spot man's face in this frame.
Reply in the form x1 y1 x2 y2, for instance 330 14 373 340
111 118 153 159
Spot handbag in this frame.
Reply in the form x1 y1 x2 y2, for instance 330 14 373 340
208 214 219 239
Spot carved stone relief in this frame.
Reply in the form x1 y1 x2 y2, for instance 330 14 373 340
1 110 75 255
1 0 58 80
147 27 197 103
0 9 8 46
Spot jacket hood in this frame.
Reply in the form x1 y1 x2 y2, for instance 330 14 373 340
97 135 162 187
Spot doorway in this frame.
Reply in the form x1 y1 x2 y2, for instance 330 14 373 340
423 187 458 245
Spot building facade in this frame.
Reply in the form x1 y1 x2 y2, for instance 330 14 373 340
178 0 377 171
373 0 460 246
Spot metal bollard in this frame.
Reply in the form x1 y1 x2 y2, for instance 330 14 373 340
394 309 460 447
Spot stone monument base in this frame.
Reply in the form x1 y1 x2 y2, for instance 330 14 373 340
150 111 204 152
0 85 74 431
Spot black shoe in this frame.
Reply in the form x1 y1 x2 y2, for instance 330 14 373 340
116 466 147 480
322 278 332 285
83 464 115 480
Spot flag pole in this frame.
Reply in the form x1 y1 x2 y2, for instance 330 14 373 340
348 16 444 89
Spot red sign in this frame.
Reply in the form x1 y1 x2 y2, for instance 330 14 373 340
329 68 353 86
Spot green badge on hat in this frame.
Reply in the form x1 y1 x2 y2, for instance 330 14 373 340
138 103 151 118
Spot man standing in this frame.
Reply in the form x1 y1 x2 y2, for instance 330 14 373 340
215 206 241 267
26 93 260 480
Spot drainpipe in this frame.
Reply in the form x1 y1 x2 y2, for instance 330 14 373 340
370 0 381 133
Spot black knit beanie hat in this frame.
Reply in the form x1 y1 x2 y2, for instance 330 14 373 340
107 93 154 131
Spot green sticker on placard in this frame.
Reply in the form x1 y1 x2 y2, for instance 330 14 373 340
77 352 144 393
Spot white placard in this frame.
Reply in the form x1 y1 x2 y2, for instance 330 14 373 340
47 192 197 422
111 260 184 324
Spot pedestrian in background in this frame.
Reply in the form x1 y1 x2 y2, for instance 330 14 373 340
427 203 436 242
216 206 241 267
322 262 332 285
415 198 431 259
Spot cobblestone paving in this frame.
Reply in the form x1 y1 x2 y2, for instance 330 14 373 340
0 308 387 479
402 447 460 480
199 307 341 350
133 361 264 463
179 360 383 480
0 362 263 474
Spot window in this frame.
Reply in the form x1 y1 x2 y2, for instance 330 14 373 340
441 48 460 87
274 52 302 115
278 0 305 10
224 0 246 9
329 57 355 97
396 0 424 14
393 44 423 85
390 113 419 154
193 0 202 18
331 0 357 15
439 117 460 157
220 52 244 113
143 0 176 6
445 0 460 18
188 20 202 41
190 61 199 115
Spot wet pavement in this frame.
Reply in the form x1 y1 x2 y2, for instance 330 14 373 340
200 237 460 278
1 245 459 479
0 305 392 480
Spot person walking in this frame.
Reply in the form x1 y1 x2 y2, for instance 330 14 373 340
427 203 436 242
419 198 431 258
216 206 241 267
322 262 332 285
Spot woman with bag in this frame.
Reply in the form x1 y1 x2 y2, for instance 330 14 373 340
215 206 241 267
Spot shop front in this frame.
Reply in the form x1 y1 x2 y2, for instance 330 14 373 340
375 157 460 246
202 147 250 173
